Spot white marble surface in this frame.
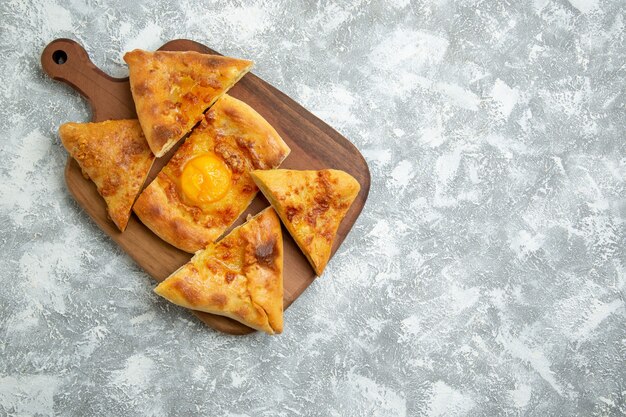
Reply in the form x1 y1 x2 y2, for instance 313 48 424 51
1 0 625 416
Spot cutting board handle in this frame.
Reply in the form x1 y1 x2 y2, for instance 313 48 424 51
41 38 136 121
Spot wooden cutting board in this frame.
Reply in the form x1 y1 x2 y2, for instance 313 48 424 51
40 38 370 335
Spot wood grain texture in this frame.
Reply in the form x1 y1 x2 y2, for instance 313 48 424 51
41 38 371 335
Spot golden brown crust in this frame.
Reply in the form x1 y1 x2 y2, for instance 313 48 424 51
132 173 213 252
250 169 360 276
124 49 253 157
58 120 155 232
208 96 291 170
133 95 290 253
154 207 284 334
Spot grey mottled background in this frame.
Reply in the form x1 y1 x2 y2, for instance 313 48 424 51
1 0 625 416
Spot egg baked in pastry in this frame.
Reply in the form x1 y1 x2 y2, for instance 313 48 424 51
133 94 290 253
124 49 253 157
59 120 155 232
250 169 360 276
154 207 284 334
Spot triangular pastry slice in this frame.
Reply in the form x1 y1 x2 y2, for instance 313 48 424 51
251 169 360 276
154 207 283 334
133 94 290 253
59 120 155 232
124 49 253 157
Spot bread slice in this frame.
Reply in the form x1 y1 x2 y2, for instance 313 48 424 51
124 49 253 157
251 169 360 275
59 119 154 231
155 207 284 334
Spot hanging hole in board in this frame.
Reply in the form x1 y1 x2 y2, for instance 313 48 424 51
52 50 67 65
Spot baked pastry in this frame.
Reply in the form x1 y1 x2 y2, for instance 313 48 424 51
59 120 155 231
133 95 290 253
154 207 283 334
124 49 253 157
250 169 360 275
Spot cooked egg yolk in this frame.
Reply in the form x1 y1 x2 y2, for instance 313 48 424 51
181 153 231 204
